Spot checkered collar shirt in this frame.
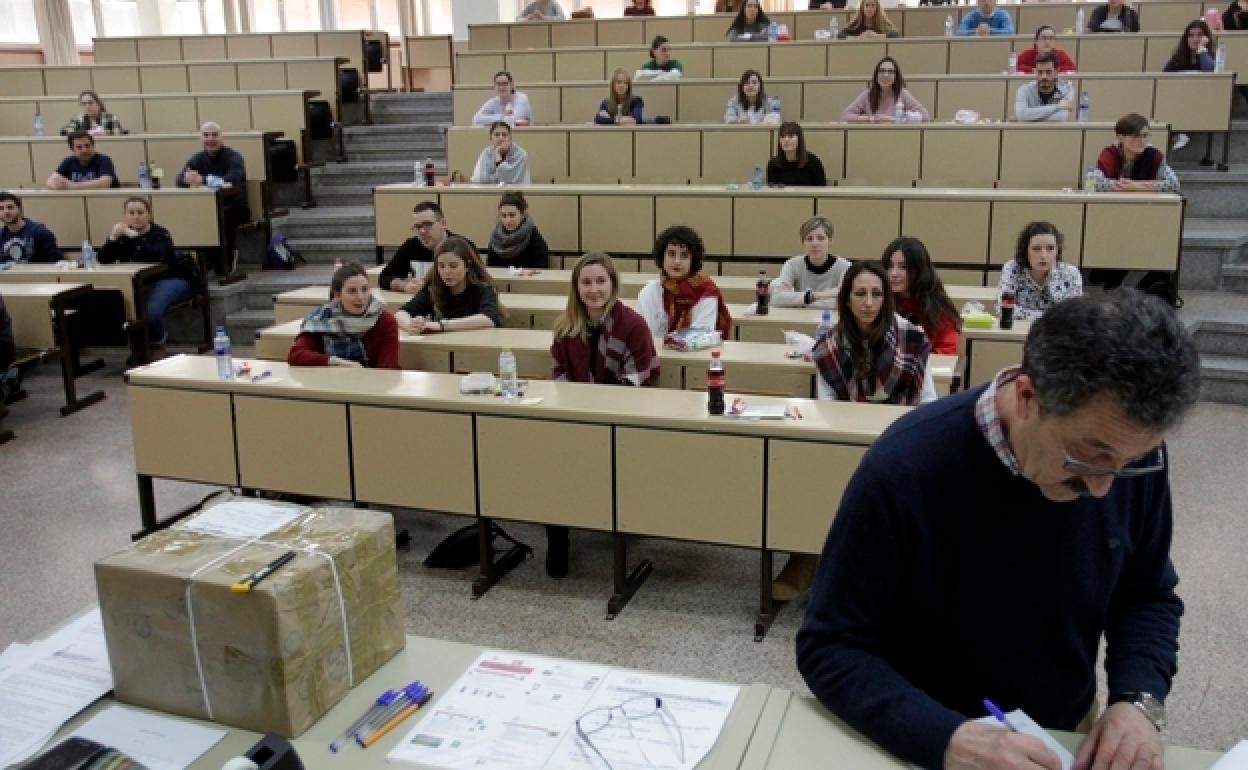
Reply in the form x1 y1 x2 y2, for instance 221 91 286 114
975 366 1023 476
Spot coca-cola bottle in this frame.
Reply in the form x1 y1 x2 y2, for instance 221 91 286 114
999 291 1016 330
755 270 770 315
707 350 725 415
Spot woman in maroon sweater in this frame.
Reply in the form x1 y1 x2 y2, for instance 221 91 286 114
288 262 399 369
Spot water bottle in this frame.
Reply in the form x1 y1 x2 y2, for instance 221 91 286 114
138 161 152 190
1075 7 1085 34
214 326 234 380
499 348 518 398
944 15 954 37
33 109 44 137
1007 51 1018 75
768 95 781 118
504 102 515 122
895 99 906 124
1215 43 1226 73
80 240 96 271
815 310 834 342
755 270 770 315
751 166 764 190
1084 165 1097 192
768 20 778 42
423 156 436 187
413 161 423 185
829 16 839 39
1077 90 1089 122
707 350 725 415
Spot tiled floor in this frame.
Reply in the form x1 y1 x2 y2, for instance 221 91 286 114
2 349 1245 753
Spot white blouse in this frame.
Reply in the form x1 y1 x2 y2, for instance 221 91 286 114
636 280 720 338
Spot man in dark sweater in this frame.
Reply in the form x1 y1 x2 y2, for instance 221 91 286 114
378 201 476 294
176 121 250 275
46 132 119 190
1 191 62 264
797 291 1201 770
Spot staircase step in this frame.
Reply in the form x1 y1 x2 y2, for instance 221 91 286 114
1175 170 1248 219
1193 320 1248 356
1199 353 1248 405
1179 219 1248 292
287 236 377 265
274 206 376 238
313 186 376 207
1224 264 1248 292
224 308 277 343
344 123 447 137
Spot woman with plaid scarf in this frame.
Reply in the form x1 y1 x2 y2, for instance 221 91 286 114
288 262 399 369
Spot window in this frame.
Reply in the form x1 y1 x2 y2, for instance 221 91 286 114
0 0 39 44
424 0 452 35
171 0 226 33
251 0 321 31
283 0 321 30
336 0 401 38
68 0 98 45
98 0 141 36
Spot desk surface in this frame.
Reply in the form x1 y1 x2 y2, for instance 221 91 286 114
0 280 90 298
963 319 1031 343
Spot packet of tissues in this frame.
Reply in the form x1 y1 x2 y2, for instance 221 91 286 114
460 371 494 394
663 327 722 351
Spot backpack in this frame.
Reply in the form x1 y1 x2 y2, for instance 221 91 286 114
423 522 532 570
264 230 306 271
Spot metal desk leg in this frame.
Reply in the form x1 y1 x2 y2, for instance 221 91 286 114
472 518 529 598
607 532 652 620
53 294 106 417
755 547 786 642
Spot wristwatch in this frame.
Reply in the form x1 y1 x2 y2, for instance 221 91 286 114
804 289 814 305
1108 692 1165 732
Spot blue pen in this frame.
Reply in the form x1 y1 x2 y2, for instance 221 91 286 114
983 698 1019 732
356 682 427 743
330 688 400 752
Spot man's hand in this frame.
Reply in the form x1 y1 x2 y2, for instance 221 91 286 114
182 168 203 187
944 721 1064 770
976 22 991 36
1073 702 1164 770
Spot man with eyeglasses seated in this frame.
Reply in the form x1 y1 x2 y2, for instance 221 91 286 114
798 290 1200 770
1090 112 1181 194
378 201 477 295
1013 51 1074 123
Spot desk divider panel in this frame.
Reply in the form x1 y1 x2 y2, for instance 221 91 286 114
273 33 319 59
234 395 353 499
518 131 570 182
510 24 551 51
937 79 1007 122
139 66 189 94
988 201 1085 267
733 197 816 258
825 43 885 79
350 406 476 515
816 197 901 261
800 128 846 181
44 68 92 96
137 37 182 62
1155 77 1229 132
0 144 34 187
228 35 274 59
656 196 733 257
507 52 556 85
521 193 580 253
153 193 224 248
646 17 693 44
1075 36 1148 73
968 339 1024 387
948 39 1013 76
557 51 608 83
700 130 773 185
634 130 701 183
714 46 769 80
569 131 632 183
92 38 137 63
998 128 1082 190
182 36 227 60
22 197 87 246
1082 201 1183 271
2 290 59 350
0 70 44 98
844 129 921 188
471 27 509 51
145 97 199 133
553 20 598 48
189 63 240 92
767 441 864 554
903 200 992 266
1078 77 1153 125
129 387 238 485
596 19 644 46
923 130 999 189
582 196 654 254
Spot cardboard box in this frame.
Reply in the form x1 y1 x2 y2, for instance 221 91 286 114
94 500 405 736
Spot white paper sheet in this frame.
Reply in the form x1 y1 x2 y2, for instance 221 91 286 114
0 609 114 768
177 500 301 539
1213 740 1248 769
68 706 225 770
912 709 1074 770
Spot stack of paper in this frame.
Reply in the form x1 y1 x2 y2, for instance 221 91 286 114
68 706 225 770
1212 741 1248 769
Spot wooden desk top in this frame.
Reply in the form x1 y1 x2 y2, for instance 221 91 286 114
1 264 157 279
0 281 90 298
128 354 908 443
962 319 1030 343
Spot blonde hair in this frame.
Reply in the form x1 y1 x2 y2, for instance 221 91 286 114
800 215 834 241
605 68 634 116
553 252 620 341
850 0 897 34
427 236 507 320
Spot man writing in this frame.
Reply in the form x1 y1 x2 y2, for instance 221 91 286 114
1015 51 1074 122
177 122 249 275
1 192 63 264
46 132 119 190
798 291 1201 770
378 202 476 294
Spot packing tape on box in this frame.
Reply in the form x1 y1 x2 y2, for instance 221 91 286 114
182 536 354 721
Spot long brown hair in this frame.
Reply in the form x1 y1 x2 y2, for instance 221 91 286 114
727 0 769 32
848 0 896 34
836 261 895 380
867 56 906 114
774 122 808 167
605 67 634 116
553 252 620 341
880 236 960 338
426 236 506 320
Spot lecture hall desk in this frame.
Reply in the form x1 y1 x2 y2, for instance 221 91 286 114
0 282 106 415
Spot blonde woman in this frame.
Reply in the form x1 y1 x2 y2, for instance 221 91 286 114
841 0 899 38
395 236 503 334
594 68 645 125
547 252 659 577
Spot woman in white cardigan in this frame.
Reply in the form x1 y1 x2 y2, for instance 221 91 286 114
472 121 532 185
472 71 533 127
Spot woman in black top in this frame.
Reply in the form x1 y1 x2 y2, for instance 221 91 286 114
97 196 198 347
766 122 827 187
396 236 504 334
486 191 550 269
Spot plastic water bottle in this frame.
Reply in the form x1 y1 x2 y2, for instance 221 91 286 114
423 156 436 187
768 95 781 118
1007 51 1018 75
499 348 518 398
751 166 764 190
214 326 234 380
138 161 152 190
815 310 834 342
768 20 778 42
80 240 96 271
829 16 839 39
413 161 423 185
1075 7 1085 34
1084 166 1097 192
707 350 725 415
33 109 44 137
944 15 954 37
895 99 906 124
755 270 770 315
1215 43 1226 73
504 103 514 122
1077 91 1090 122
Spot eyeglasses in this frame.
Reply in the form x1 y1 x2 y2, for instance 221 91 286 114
1062 445 1165 478
576 696 685 770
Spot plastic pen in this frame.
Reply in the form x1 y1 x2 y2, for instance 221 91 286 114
230 550 296 593
983 698 1020 732
357 683 428 745
329 688 400 752
360 690 434 749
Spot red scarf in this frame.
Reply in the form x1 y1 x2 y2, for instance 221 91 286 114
660 273 733 338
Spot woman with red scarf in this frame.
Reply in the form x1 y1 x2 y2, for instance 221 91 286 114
636 225 733 340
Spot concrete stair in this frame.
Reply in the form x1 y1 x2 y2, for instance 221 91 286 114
1179 218 1248 293
1174 168 1248 219
212 266 336 344
1179 291 1248 406
273 206 375 239
369 91 453 125
343 123 446 163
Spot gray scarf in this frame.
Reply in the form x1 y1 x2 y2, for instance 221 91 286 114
489 215 536 263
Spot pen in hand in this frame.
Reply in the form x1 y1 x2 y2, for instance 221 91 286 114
983 698 1019 732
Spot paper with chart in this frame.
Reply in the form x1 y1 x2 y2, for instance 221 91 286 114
387 651 609 770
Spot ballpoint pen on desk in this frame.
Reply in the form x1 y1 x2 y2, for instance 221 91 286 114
356 683 429 746
329 688 401 752
360 688 434 749
230 550 296 593
983 698 1020 732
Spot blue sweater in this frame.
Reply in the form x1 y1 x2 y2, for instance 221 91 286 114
956 8 1015 35
796 386 1182 769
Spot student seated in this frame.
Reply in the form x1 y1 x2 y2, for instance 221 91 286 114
595 69 645 125
379 202 476 294
1091 113 1181 192
288 262 399 369
471 121 531 185
881 236 961 355
635 35 683 81
769 216 849 308
176 122 250 274
60 90 126 136
724 70 771 124
957 0 1014 35
623 0 656 15
487 191 549 269
766 123 827 187
0 191 62 264
1164 20 1216 71
1086 0 1140 32
1014 51 1074 122
840 0 899 38
547 252 660 578
517 0 566 20
1017 26 1077 73
395 237 503 335
637 225 733 339
996 221 1083 321
841 57 930 123
813 261 936 405
1224 0 1248 29
46 132 119 190
97 197 200 352
472 71 533 127
726 0 770 41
